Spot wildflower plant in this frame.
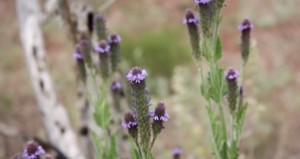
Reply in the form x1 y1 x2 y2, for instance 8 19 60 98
123 67 169 159
72 11 169 159
184 1 254 159
72 12 126 159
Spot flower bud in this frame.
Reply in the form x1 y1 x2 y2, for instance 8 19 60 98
73 46 87 83
111 81 124 112
150 101 169 122
122 112 138 139
183 9 201 60
95 40 111 79
108 34 122 72
94 14 107 40
111 81 123 93
22 141 45 159
224 68 240 113
150 101 169 138
172 147 183 159
239 18 254 64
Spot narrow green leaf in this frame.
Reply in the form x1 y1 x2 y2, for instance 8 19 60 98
215 36 222 61
108 133 118 159
131 149 140 159
91 132 103 159
236 103 248 137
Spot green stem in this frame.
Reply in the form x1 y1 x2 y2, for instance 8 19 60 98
135 139 143 159
206 104 222 159
150 135 157 150
218 102 227 141
231 113 239 159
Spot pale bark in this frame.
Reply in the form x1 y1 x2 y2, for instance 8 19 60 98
16 0 84 158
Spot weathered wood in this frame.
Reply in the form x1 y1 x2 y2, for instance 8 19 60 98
16 0 84 158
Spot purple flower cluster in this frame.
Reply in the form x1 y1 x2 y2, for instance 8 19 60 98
224 68 240 80
122 112 138 129
22 141 45 159
150 101 169 122
108 34 121 44
95 14 106 22
194 0 212 5
95 40 110 54
111 81 122 92
126 67 148 84
238 18 254 31
172 147 183 159
183 9 199 25
73 52 83 59
73 45 83 60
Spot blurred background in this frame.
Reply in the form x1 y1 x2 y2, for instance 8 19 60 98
1 0 300 158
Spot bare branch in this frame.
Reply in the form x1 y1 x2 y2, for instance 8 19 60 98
98 0 117 13
16 0 85 158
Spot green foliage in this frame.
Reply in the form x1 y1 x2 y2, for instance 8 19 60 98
206 106 223 159
121 27 192 78
131 149 140 159
185 1 250 158
91 131 104 159
207 66 226 103
214 36 222 61
91 131 118 159
235 103 248 141
94 98 111 129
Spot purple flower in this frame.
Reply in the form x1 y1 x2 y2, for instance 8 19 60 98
224 68 240 80
111 81 122 92
194 0 212 5
122 112 138 129
172 147 182 159
238 18 254 31
126 67 148 84
183 9 199 24
108 34 121 44
95 40 110 54
122 112 138 139
73 45 83 60
73 52 83 59
95 14 106 22
22 141 45 159
225 68 240 113
150 101 169 122
240 18 253 64
183 9 201 60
